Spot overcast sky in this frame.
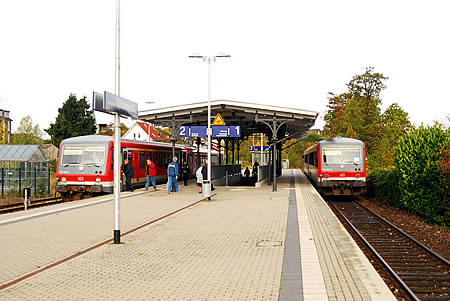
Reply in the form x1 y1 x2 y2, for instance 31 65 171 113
0 0 449 136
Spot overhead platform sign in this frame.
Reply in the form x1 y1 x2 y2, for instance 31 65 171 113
92 91 138 119
250 146 270 151
178 125 240 138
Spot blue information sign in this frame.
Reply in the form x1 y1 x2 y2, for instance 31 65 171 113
178 126 189 137
228 125 241 138
178 125 241 138
250 146 270 151
190 126 207 138
212 126 228 138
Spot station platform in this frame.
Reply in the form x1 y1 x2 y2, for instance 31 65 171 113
0 170 395 300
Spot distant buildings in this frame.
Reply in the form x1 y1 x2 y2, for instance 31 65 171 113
97 121 166 142
122 121 165 142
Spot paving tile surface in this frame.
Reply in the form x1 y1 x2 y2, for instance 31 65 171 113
0 171 395 300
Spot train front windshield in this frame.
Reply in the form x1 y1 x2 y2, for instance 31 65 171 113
61 145 106 166
322 147 361 165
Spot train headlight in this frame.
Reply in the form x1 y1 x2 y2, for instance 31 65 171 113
62 177 67 183
356 174 360 178
96 177 101 183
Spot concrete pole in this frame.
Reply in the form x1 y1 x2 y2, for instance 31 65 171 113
113 0 121 244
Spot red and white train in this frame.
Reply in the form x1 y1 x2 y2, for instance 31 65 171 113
303 137 366 196
56 135 208 198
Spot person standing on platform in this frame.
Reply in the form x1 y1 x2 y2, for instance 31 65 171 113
123 158 134 192
244 167 250 178
167 156 179 193
182 161 190 186
145 158 157 191
196 164 204 193
252 160 260 178
201 162 215 191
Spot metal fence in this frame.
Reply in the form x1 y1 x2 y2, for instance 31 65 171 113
1 165 51 198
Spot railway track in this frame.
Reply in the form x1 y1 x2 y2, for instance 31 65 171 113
329 200 449 301
0 196 64 214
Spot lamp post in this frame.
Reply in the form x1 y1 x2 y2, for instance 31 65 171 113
189 54 230 199
145 101 155 141
113 0 121 244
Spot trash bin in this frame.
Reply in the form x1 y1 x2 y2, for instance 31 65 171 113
202 180 211 198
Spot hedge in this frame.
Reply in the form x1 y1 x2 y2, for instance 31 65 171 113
392 125 449 224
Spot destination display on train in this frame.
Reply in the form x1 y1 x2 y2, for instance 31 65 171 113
178 125 240 138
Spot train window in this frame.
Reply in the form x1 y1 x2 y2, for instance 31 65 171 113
140 151 145 168
111 150 114 170
158 152 163 167
153 152 158 167
322 147 361 164
61 145 105 166
128 151 132 162
164 153 169 167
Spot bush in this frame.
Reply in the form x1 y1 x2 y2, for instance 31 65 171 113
367 167 402 207
393 125 449 224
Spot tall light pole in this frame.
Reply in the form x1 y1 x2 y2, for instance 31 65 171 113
145 101 155 141
189 54 230 199
113 0 121 244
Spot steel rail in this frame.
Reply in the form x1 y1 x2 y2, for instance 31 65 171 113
0 197 63 214
356 200 450 266
328 201 421 301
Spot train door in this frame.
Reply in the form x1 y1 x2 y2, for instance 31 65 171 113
139 151 146 181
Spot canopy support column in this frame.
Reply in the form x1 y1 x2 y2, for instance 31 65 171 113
255 114 290 192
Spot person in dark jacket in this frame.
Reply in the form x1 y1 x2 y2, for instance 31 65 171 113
145 159 157 191
201 163 215 191
167 157 179 193
123 159 134 192
252 160 259 177
182 161 190 186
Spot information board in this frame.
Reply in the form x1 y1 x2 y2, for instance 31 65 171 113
249 146 270 151
178 125 241 138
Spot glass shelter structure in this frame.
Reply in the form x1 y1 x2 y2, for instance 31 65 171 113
0 145 50 197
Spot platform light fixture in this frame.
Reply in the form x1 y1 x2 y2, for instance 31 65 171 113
189 53 230 199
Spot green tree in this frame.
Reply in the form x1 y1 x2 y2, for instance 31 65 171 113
393 125 449 223
282 131 323 168
371 103 411 168
11 115 43 145
323 67 389 169
322 92 349 138
45 94 96 146
346 67 388 153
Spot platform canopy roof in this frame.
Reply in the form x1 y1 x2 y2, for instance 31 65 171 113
138 100 318 141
